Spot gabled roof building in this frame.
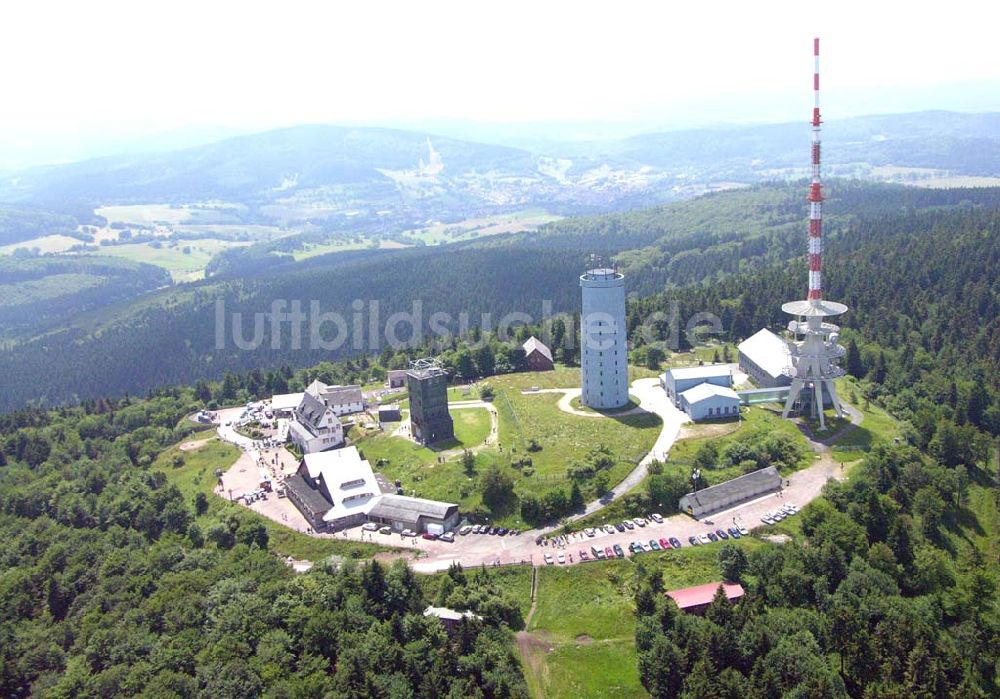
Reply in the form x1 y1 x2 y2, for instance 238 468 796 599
738 328 793 389
288 392 344 454
522 336 554 372
679 466 782 519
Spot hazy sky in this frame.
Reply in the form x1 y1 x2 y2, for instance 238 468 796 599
2 0 998 166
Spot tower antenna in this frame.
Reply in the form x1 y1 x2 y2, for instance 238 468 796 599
780 37 849 430
808 36 823 302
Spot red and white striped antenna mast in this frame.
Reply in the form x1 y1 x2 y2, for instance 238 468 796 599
780 36 849 431
808 36 823 302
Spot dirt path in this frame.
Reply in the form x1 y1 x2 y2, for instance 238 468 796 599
179 436 214 451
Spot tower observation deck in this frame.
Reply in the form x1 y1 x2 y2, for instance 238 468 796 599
580 265 629 410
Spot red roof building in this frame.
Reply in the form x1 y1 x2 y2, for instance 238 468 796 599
666 581 745 615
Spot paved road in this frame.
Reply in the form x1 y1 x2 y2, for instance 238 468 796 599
207 377 855 574
545 377 690 526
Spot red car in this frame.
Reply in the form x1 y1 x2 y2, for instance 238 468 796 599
604 546 614 559
421 532 438 540
659 538 671 549
579 550 590 561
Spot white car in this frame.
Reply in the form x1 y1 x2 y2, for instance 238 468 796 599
738 525 750 536
401 529 417 537
634 518 647 528
697 533 711 545
772 510 785 521
459 525 473 535
557 552 566 564
650 513 664 523
585 528 596 537
544 553 554 565
604 525 616 535
362 522 379 532
761 514 775 525
439 532 455 543
640 540 652 552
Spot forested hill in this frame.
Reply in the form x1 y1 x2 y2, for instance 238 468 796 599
1 183 999 412
629 203 1000 447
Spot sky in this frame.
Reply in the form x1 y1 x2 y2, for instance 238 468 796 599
2 0 999 168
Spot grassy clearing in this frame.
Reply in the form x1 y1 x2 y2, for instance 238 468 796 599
522 539 764 698
452 408 492 446
829 377 902 462
354 364 663 523
157 437 382 561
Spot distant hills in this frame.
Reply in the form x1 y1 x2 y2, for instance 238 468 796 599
2 110 999 223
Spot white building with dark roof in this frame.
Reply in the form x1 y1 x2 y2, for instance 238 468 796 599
679 383 741 421
660 365 733 406
738 329 793 389
285 447 381 531
288 392 344 454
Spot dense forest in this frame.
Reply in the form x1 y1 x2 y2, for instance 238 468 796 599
0 390 527 698
629 202 1000 452
634 442 1000 697
0 256 172 341
3 182 1000 413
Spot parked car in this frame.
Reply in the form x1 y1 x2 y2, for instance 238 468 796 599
669 537 682 549
629 542 641 554
623 520 635 530
605 546 615 559
362 522 379 532
698 533 711 545
640 541 652 552
659 538 671 549
727 527 741 539
401 529 417 537
716 529 729 540
772 510 785 521
379 526 392 535
613 544 625 558
459 525 473 535
594 547 606 560
498 527 509 536
706 531 718 542
439 532 455 542
633 518 647 527
689 536 700 546
421 532 438 540
557 552 566 564
604 525 617 535
615 522 626 532
579 550 590 561
585 528 596 537
650 513 664 523
544 553 554 565
761 514 775 525
738 525 750 536
649 539 661 551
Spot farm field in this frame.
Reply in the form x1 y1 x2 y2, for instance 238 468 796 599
400 209 562 245
94 238 250 281
0 234 84 255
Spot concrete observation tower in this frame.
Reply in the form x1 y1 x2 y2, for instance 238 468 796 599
580 258 629 409
781 37 848 430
